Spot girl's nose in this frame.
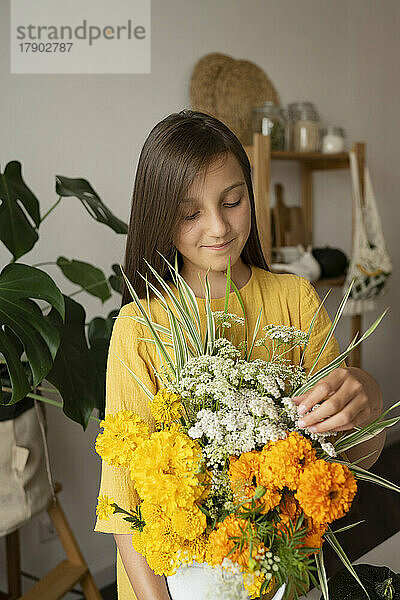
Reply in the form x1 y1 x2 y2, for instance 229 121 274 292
205 210 231 237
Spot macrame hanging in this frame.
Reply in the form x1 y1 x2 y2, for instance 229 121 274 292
343 151 393 316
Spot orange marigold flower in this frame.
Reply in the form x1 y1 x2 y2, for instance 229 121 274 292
206 515 262 569
259 432 316 491
229 452 281 512
276 494 302 534
295 460 357 524
303 516 327 550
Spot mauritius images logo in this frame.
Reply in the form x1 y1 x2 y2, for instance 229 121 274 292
10 0 151 74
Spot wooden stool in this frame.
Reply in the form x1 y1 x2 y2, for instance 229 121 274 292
0 482 102 600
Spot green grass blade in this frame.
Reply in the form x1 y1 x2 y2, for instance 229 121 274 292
202 268 215 355
118 315 172 338
229 277 248 360
119 266 176 378
294 309 387 397
334 459 400 493
315 549 329 600
324 528 370 600
300 288 332 369
141 259 203 355
247 306 263 361
220 257 231 339
332 520 365 534
157 250 202 338
113 353 154 401
308 282 354 377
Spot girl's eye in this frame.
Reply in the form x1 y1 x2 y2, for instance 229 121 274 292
184 197 242 221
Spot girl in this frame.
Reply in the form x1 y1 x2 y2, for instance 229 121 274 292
94 110 385 600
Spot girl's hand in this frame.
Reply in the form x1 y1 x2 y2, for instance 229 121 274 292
291 367 383 433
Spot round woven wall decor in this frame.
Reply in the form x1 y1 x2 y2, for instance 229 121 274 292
190 52 235 116
214 59 280 145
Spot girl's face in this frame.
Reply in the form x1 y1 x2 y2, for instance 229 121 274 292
174 152 251 276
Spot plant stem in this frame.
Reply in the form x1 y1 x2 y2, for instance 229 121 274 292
67 279 109 298
1 387 100 423
31 261 57 267
40 195 62 223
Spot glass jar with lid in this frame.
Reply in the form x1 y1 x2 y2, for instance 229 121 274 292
288 102 320 152
321 126 346 153
252 101 286 150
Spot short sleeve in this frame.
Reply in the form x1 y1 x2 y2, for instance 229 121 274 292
299 277 347 376
94 302 158 534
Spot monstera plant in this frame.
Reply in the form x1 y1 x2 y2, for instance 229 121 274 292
0 160 127 429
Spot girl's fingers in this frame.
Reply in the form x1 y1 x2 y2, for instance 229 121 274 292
305 401 367 433
293 368 347 416
298 379 367 433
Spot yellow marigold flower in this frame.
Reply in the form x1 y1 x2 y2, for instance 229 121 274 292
206 515 262 569
243 571 272 600
179 534 208 564
229 452 281 512
259 432 316 491
95 410 149 468
140 501 170 526
131 530 146 555
170 506 207 540
150 389 184 424
146 548 179 576
130 427 204 517
96 495 115 521
295 460 357 524
139 503 181 554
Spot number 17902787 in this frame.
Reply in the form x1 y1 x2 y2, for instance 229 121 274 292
18 42 73 52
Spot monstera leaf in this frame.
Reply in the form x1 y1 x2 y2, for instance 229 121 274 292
109 263 124 294
87 310 119 418
56 256 112 302
0 263 65 404
0 161 41 260
55 175 128 234
45 295 102 429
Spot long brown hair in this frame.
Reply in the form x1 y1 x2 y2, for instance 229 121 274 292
121 109 269 306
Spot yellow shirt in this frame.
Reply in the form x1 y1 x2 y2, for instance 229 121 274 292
94 266 344 599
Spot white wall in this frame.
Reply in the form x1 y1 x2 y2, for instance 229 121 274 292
1 0 399 594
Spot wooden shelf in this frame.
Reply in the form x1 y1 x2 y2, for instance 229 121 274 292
247 133 365 367
244 146 350 170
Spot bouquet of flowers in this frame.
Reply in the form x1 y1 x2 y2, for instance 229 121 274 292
95 253 399 600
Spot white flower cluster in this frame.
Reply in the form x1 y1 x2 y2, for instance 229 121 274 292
212 338 242 360
205 559 251 600
212 311 245 329
167 342 336 461
256 324 308 345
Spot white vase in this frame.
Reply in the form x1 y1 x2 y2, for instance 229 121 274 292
166 561 286 600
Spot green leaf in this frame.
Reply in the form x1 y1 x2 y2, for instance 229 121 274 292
56 256 112 302
109 263 123 294
0 263 64 404
55 175 128 234
0 161 41 260
45 295 101 429
87 310 118 417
